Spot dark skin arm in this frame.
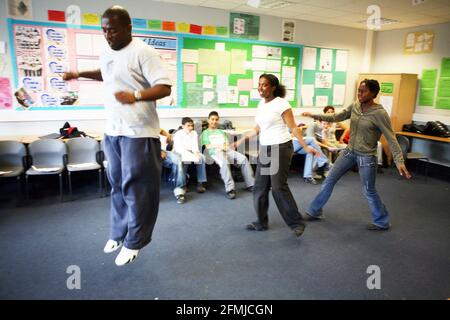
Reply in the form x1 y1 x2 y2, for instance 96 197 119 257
63 70 171 104
114 85 171 104
63 70 103 81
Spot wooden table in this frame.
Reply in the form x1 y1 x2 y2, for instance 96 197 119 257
396 131 450 143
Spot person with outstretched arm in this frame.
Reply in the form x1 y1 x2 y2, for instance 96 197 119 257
302 79 411 231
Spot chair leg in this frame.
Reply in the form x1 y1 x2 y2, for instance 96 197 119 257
98 169 102 197
25 174 29 200
68 171 72 197
103 169 107 196
59 173 63 202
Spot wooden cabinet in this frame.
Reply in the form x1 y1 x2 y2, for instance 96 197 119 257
357 73 418 165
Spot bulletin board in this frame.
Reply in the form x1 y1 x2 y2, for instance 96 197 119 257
180 36 302 108
7 19 178 111
300 46 348 107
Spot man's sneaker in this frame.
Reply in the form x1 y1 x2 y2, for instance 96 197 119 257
313 174 323 180
115 247 139 266
304 211 324 221
226 190 236 199
103 239 123 253
246 185 254 192
197 183 206 193
176 194 186 204
293 224 306 237
246 221 268 231
366 223 390 231
303 177 317 185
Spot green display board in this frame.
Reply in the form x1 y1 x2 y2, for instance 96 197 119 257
181 36 301 108
300 46 348 107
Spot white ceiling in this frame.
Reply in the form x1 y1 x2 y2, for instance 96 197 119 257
155 0 450 31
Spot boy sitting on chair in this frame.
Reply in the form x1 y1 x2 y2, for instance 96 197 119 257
200 111 254 199
172 117 207 193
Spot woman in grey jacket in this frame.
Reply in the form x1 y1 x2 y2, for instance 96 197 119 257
302 79 411 231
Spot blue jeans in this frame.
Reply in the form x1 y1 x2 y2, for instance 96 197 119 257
182 154 207 183
293 137 329 178
307 148 390 228
162 151 186 196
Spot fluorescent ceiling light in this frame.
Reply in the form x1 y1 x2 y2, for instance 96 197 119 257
247 0 261 8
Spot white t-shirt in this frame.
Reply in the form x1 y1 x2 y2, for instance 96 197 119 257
173 129 200 154
99 38 172 138
255 97 292 146
173 129 202 162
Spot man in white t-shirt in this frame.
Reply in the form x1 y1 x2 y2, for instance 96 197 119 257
63 6 171 266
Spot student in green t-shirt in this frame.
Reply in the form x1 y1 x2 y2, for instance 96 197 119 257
201 111 254 199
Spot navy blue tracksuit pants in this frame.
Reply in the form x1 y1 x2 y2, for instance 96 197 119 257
103 135 162 250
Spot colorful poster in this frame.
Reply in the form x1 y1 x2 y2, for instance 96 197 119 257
282 20 295 43
441 57 450 78
421 69 437 88
8 0 33 19
132 18 147 29
230 13 260 40
0 78 13 109
216 26 228 36
404 31 434 54
319 49 332 72
380 82 394 94
82 13 100 26
148 20 162 30
48 10 65 22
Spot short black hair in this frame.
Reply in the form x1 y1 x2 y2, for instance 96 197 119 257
259 73 286 98
102 5 131 26
360 79 380 99
182 117 194 125
208 111 219 119
323 106 335 113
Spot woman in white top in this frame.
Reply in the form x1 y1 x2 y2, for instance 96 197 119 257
234 74 319 237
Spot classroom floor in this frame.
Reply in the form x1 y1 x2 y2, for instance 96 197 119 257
0 167 449 300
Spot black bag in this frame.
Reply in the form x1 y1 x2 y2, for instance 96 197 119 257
59 122 86 139
219 120 235 130
402 123 425 134
423 121 450 138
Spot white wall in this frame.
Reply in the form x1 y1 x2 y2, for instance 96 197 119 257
0 0 368 136
371 22 450 125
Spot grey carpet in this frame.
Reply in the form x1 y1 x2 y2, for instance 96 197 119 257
0 168 449 300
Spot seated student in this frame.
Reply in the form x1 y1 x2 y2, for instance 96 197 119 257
172 117 207 193
200 111 254 199
160 128 187 204
306 106 347 163
292 136 330 185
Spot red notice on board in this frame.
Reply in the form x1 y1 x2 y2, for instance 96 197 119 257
48 10 66 22
189 24 202 34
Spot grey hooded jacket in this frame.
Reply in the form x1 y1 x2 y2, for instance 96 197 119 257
313 101 405 165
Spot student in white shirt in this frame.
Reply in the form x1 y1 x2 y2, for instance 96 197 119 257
234 74 320 237
63 6 171 266
172 117 207 193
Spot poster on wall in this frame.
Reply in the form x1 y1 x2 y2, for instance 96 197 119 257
9 20 178 110
230 13 260 40
282 20 295 43
404 31 434 54
7 0 32 19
